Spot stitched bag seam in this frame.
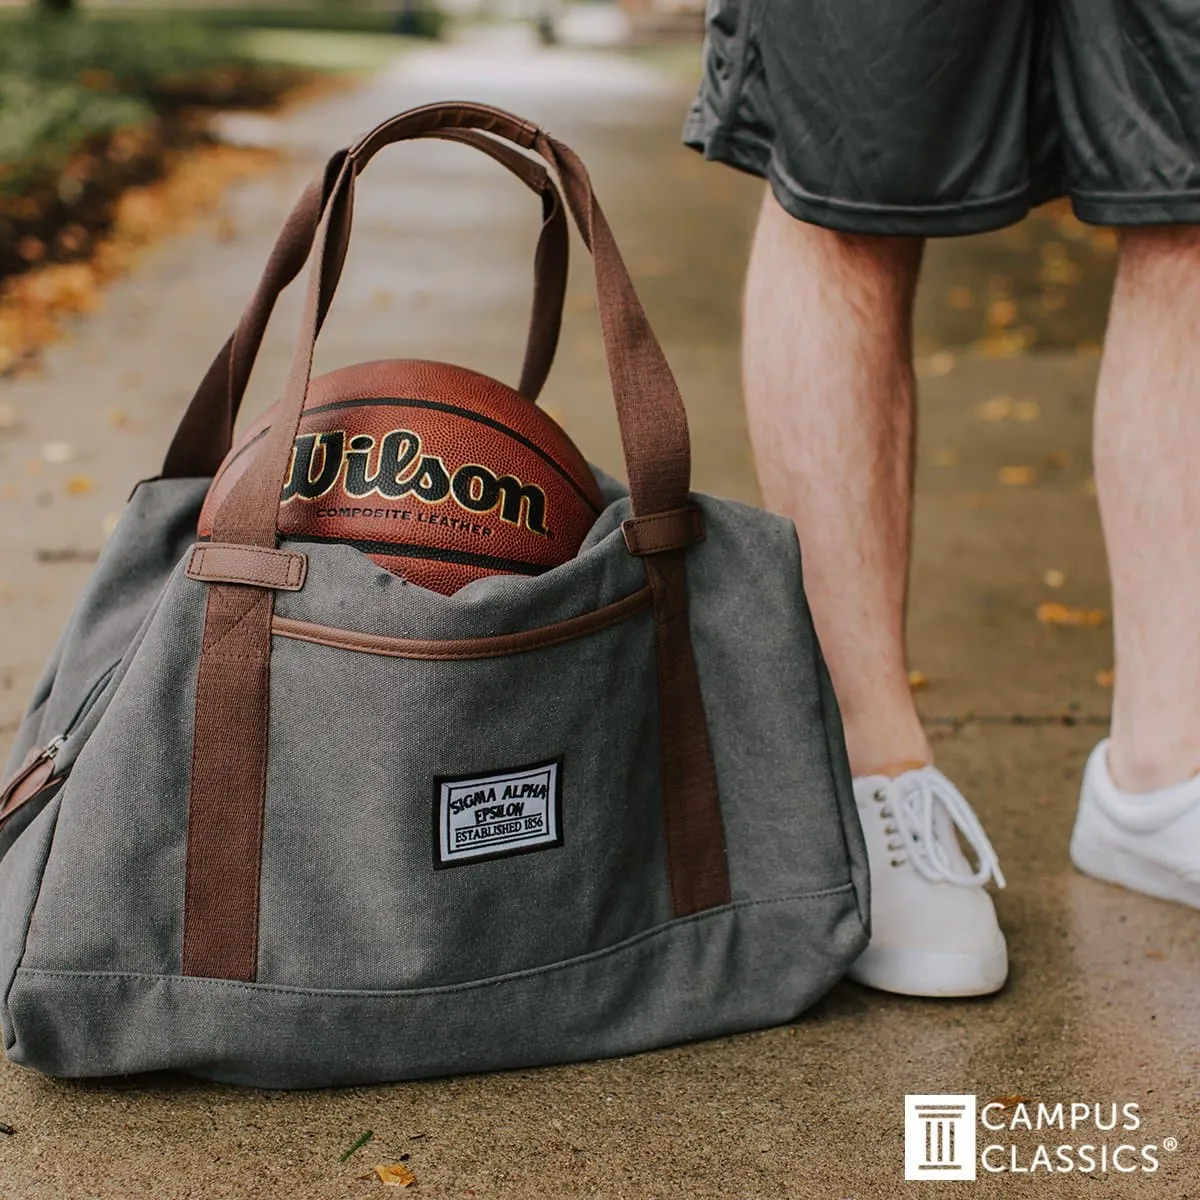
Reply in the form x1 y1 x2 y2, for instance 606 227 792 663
16 886 854 999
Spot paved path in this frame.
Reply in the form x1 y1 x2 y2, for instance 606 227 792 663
1 27 1197 1200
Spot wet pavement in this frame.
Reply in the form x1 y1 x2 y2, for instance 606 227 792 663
0 25 1198 1200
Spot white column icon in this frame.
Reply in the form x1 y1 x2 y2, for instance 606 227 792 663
905 1095 977 1181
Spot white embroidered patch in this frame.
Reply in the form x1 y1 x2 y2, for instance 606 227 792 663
435 759 562 867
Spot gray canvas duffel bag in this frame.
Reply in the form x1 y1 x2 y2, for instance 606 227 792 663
0 102 868 1088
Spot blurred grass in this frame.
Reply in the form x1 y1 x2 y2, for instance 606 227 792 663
236 28 413 73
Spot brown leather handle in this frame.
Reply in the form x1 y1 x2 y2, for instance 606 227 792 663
162 127 569 479
209 101 693 549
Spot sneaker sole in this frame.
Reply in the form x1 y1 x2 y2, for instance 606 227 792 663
1070 831 1200 911
845 936 1008 998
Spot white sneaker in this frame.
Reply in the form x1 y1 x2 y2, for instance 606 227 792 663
848 767 1008 997
1070 740 1200 910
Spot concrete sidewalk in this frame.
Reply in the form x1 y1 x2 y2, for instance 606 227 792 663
1 28 1197 1200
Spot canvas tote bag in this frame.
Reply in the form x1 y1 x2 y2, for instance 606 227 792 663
0 102 869 1088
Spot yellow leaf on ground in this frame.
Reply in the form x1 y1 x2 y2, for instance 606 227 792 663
1043 569 1066 589
987 298 1018 328
928 350 956 376
907 670 929 692
375 1163 416 1187
998 466 1035 486
948 285 973 310
976 329 1031 358
1037 603 1106 628
65 474 94 496
1095 669 1114 688
977 395 1014 422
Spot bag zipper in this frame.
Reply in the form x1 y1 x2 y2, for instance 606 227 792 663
0 660 120 822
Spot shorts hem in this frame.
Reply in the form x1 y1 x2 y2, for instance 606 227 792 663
767 155 1054 237
1071 189 1200 227
682 119 773 181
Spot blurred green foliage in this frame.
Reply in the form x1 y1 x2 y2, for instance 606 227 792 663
0 15 297 199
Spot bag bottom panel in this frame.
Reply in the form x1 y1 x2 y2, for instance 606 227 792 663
6 889 865 1088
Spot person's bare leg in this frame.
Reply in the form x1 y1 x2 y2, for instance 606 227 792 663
743 188 927 777
1095 225 1200 794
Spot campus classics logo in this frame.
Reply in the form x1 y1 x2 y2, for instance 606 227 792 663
904 1095 1181 1182
905 1096 977 1180
434 759 563 868
282 429 550 536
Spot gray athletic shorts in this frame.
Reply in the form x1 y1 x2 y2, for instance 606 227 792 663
684 0 1200 234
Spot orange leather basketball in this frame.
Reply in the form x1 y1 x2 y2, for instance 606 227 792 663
198 360 604 595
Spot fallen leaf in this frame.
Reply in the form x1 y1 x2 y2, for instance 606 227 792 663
1145 949 1166 961
65 474 94 496
1095 669 1113 687
907 670 929 692
959 492 995 509
1014 400 1040 422
928 350 956 376
998 466 1035 486
375 1163 416 1187
41 441 75 464
1043 569 1066 589
1037 603 1106 628
978 395 1014 422
987 1094 1034 1110
932 448 958 467
16 236 46 264
947 285 973 310
976 329 1031 358
987 298 1018 328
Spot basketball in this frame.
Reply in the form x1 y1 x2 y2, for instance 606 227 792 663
197 360 604 595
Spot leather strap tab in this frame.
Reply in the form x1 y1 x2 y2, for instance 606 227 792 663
187 544 307 591
621 507 705 557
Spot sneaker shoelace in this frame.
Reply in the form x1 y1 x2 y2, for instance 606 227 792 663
873 768 1006 889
